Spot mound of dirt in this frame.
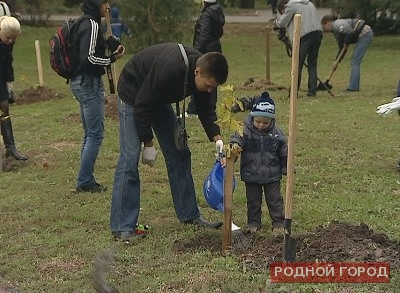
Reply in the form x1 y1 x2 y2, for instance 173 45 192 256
174 221 400 271
15 85 64 105
241 77 287 91
105 95 118 120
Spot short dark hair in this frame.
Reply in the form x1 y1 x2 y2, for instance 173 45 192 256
321 15 338 25
196 52 229 85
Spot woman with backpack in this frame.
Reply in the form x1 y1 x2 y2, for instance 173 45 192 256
0 15 27 160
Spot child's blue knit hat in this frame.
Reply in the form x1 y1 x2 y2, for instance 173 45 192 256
250 91 275 119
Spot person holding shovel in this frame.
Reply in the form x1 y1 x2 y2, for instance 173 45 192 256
230 92 287 234
321 15 373 92
273 0 323 97
0 15 27 160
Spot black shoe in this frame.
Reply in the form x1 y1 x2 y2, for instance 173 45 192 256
76 182 107 193
112 231 146 243
183 216 223 229
306 91 316 97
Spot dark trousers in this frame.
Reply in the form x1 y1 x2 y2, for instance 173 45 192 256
298 30 323 95
186 87 217 115
245 181 284 229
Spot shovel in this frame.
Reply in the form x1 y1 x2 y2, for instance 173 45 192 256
318 44 349 91
282 14 301 263
278 28 334 97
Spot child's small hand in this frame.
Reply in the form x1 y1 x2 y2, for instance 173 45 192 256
219 157 226 168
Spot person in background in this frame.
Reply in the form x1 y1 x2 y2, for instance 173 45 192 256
110 43 229 243
267 0 278 19
102 6 131 41
321 15 373 92
0 15 27 160
274 0 323 97
70 0 124 193
186 0 224 117
230 92 287 234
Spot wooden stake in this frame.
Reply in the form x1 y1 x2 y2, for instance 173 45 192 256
265 25 271 84
222 154 234 252
35 40 44 86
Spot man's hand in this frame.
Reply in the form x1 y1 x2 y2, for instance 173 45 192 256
142 146 157 167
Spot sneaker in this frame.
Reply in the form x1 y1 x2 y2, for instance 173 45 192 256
113 230 146 244
76 182 107 193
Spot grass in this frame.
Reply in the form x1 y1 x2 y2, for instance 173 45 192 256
0 22 399 292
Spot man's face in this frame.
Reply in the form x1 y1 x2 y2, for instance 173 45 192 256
194 68 219 93
100 1 110 17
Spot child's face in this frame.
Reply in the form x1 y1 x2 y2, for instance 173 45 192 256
194 68 219 93
253 117 272 131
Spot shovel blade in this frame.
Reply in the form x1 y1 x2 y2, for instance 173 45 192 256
317 81 333 91
283 233 297 262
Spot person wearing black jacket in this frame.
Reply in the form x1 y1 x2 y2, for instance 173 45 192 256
69 0 124 193
186 0 225 116
110 43 229 243
0 15 27 160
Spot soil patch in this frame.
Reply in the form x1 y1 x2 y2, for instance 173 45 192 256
15 85 64 105
174 221 400 271
105 94 118 121
241 76 287 91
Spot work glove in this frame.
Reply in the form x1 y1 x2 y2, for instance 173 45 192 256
142 146 157 167
215 139 223 154
376 97 400 116
106 35 121 53
6 82 14 104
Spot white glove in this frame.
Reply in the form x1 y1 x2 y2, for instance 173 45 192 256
215 139 224 154
6 82 13 92
142 146 157 167
377 97 400 116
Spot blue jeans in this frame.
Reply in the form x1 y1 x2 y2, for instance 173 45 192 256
348 30 374 91
70 74 105 188
110 98 201 233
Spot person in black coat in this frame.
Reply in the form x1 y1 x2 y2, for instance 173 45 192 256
186 0 225 116
110 43 229 243
0 15 27 160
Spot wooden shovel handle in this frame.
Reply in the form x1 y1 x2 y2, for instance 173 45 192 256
326 44 349 82
285 14 301 219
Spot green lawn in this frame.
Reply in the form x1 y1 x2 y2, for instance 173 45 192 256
0 22 399 292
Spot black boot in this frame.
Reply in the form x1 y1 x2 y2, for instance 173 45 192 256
1 117 28 160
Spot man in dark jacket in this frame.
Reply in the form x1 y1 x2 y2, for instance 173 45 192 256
186 0 225 116
110 43 229 243
70 0 124 193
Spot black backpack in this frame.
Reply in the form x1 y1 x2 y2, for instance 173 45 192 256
49 15 90 82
